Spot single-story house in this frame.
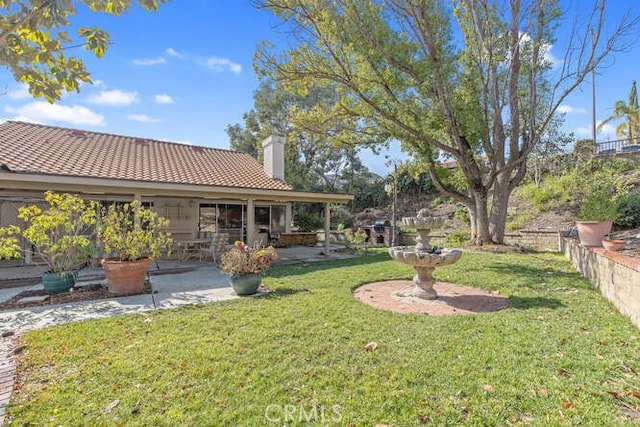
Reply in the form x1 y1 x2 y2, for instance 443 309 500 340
0 121 353 263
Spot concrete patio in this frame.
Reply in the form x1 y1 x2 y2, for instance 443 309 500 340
0 245 354 332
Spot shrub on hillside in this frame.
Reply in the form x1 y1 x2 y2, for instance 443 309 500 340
520 173 581 211
616 193 640 229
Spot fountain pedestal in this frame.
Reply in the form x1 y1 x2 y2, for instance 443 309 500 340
388 209 462 300
412 266 438 299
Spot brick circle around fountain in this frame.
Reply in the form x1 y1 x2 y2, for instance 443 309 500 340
353 281 511 316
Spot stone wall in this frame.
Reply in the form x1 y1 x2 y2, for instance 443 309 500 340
561 237 640 328
399 229 562 251
398 233 445 246
504 229 563 251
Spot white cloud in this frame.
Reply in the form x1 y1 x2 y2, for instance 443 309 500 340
127 114 161 123
4 102 105 126
206 57 242 74
575 122 617 139
575 126 592 137
133 56 166 66
164 47 242 74
519 32 561 68
557 105 587 114
166 48 184 58
6 85 31 100
541 43 561 68
597 122 617 137
87 89 139 106
154 94 174 104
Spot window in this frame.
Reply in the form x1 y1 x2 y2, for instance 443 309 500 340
254 205 286 235
199 203 246 241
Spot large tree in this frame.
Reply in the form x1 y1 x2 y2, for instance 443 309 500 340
1 0 166 102
226 79 368 192
255 0 638 244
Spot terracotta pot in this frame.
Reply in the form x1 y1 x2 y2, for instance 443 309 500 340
602 239 625 251
102 257 153 294
575 221 613 247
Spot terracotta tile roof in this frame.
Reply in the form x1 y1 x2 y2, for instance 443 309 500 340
0 121 291 191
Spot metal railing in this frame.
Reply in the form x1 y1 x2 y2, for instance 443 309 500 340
595 137 640 156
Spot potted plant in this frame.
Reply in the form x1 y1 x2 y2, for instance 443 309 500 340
0 191 97 294
219 241 278 295
576 180 620 247
96 200 173 294
601 237 625 251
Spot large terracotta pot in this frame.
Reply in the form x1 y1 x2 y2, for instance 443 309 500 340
102 257 153 294
230 274 261 296
576 221 613 247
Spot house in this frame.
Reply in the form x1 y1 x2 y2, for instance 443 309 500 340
0 121 353 262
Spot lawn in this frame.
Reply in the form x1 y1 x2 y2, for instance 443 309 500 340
6 251 640 425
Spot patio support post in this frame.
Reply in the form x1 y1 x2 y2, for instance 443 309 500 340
286 204 292 233
324 202 331 256
246 199 255 244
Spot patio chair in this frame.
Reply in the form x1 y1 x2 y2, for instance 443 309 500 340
200 233 229 262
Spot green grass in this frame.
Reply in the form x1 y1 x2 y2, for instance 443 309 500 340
7 252 640 426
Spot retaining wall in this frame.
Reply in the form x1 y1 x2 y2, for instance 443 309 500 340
561 237 640 328
504 229 563 251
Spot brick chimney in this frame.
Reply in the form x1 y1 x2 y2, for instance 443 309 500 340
262 135 285 181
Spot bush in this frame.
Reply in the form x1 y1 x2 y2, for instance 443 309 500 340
616 193 640 228
453 205 470 224
329 205 353 230
520 174 580 211
445 231 470 246
294 213 324 232
344 229 368 254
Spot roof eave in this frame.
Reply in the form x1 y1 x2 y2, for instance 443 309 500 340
0 172 354 204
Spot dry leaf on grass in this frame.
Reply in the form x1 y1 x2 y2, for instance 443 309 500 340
104 399 120 414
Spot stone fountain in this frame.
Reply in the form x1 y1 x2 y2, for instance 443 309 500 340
388 208 462 299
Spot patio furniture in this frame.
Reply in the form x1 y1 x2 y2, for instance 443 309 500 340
177 239 209 261
200 233 230 262
275 232 318 248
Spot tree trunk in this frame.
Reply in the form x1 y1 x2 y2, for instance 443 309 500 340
489 175 511 244
468 189 491 245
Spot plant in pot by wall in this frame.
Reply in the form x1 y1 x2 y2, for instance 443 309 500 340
576 179 621 247
96 200 173 294
219 241 278 295
0 191 97 294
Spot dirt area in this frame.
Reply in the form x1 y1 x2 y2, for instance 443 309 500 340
0 282 152 311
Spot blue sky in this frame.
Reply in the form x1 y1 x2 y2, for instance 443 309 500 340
0 0 638 177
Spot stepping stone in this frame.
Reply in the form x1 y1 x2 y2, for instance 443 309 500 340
16 295 49 304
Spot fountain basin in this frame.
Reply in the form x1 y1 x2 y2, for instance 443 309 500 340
402 216 445 229
388 246 462 267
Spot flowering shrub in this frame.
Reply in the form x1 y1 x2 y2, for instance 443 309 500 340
0 191 97 273
96 200 173 262
219 241 278 275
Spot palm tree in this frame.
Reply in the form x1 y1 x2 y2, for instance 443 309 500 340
598 81 640 144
